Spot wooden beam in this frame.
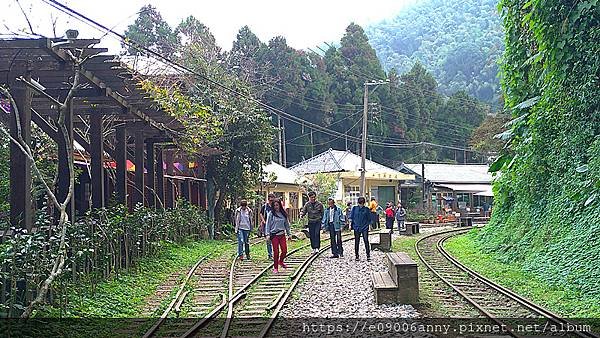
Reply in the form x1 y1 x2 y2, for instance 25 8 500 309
145 140 155 208
9 74 33 230
89 114 104 209
132 130 145 207
115 126 127 205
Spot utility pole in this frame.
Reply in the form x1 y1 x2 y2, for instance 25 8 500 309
360 83 368 196
277 116 283 164
310 129 314 157
282 118 287 167
360 80 389 197
421 162 426 211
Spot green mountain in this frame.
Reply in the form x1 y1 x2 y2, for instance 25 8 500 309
366 0 504 106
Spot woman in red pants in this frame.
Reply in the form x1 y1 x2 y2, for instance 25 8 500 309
265 198 292 273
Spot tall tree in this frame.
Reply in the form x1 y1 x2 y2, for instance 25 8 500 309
123 5 179 55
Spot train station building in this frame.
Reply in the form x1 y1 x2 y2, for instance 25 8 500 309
290 149 415 205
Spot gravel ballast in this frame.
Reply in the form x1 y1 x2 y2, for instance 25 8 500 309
280 232 420 319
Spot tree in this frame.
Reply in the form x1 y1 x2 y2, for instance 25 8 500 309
0 49 85 317
123 5 179 55
298 172 338 204
469 114 510 155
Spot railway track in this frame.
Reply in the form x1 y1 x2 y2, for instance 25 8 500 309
142 237 267 338
143 231 359 338
416 228 598 338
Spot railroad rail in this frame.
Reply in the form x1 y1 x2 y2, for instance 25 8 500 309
143 230 360 338
415 228 598 338
142 237 266 338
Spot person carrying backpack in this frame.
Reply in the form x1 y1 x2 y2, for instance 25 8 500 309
234 199 254 260
396 202 407 233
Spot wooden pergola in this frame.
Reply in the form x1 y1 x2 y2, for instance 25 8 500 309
0 37 215 230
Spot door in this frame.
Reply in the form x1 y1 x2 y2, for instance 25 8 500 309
378 186 396 204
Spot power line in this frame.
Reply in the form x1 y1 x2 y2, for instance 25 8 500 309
39 0 480 155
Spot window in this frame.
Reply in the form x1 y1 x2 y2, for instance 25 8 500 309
345 185 360 205
289 192 299 209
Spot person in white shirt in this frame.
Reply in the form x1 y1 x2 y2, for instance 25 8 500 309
234 200 254 260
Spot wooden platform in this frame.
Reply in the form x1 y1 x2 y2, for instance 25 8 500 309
399 222 420 235
370 229 392 252
372 252 419 305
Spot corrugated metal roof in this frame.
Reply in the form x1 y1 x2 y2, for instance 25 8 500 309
404 163 492 184
263 162 300 185
437 183 491 193
290 149 401 175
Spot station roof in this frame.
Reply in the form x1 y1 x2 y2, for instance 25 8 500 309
263 161 301 185
291 149 414 180
402 163 493 184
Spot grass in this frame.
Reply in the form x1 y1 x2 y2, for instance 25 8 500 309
39 240 231 318
444 228 600 319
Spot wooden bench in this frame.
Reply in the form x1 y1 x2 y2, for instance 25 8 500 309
370 229 392 252
372 252 419 305
399 222 420 235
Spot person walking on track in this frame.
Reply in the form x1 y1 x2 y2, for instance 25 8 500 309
234 199 254 260
369 197 379 230
385 202 395 229
265 199 292 273
344 202 352 231
396 202 407 233
321 198 345 258
259 193 275 260
350 196 372 261
299 191 324 254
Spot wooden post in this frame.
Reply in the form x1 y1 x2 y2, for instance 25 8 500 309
132 130 144 207
115 126 127 205
199 181 207 210
145 140 155 208
9 73 33 229
190 181 199 206
89 114 104 209
164 150 174 208
181 179 190 202
155 146 164 208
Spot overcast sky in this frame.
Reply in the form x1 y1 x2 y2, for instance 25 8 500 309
2 0 415 52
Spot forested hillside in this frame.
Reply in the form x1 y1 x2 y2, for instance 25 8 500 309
366 0 504 106
124 9 491 167
479 0 600 298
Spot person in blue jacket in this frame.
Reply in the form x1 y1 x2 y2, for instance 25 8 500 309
349 196 372 261
322 198 345 258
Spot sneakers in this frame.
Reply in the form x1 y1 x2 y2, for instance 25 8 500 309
280 262 289 269
367 257 371 262
355 257 360 261
239 256 244 261
312 248 319 254
268 256 273 260
329 255 339 259
272 268 279 273
340 253 344 258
